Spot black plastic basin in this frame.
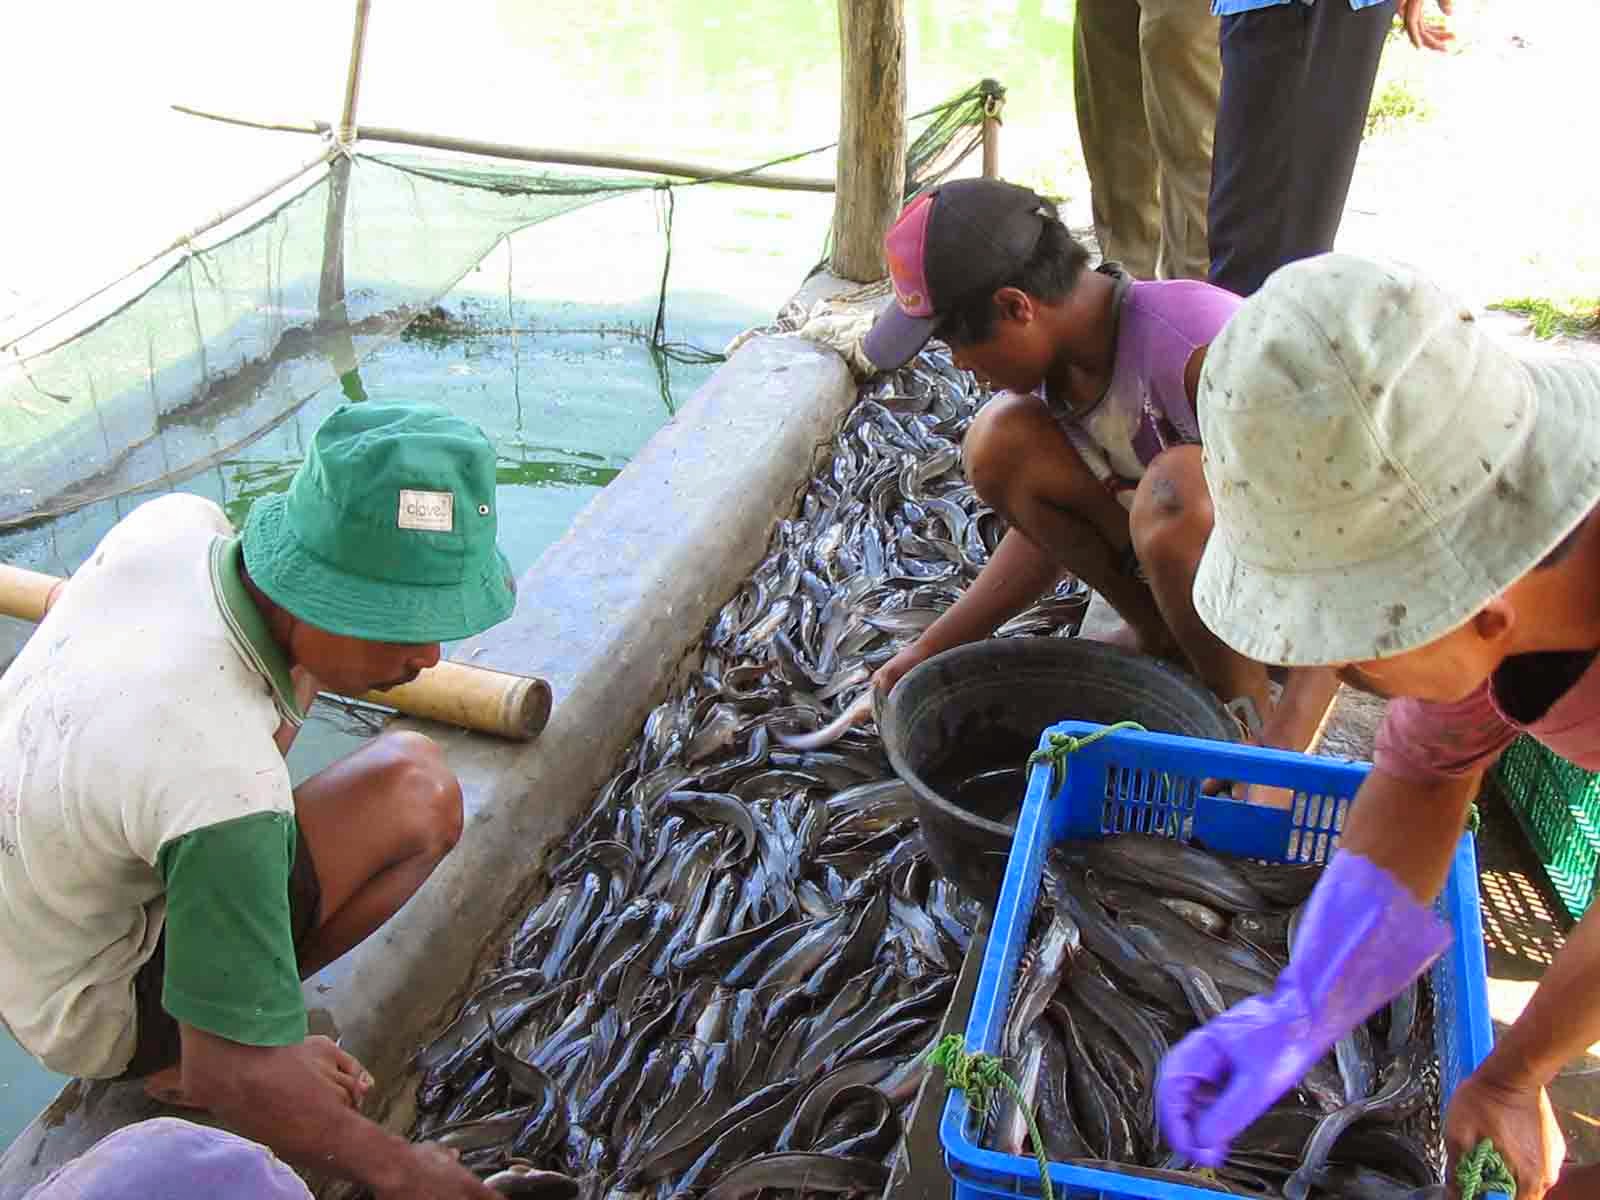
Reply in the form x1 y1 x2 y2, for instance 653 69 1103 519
880 636 1237 909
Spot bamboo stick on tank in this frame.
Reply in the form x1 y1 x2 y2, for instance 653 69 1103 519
0 564 60 623
0 564 551 742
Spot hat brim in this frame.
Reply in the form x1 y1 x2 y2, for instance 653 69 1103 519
863 301 940 373
1194 354 1600 666
242 492 516 644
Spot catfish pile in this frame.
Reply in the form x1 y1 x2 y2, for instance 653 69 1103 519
405 347 1088 1199
991 833 1442 1199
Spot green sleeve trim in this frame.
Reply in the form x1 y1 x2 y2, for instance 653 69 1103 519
157 812 308 1047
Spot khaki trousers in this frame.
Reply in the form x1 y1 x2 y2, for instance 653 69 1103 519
1073 0 1221 281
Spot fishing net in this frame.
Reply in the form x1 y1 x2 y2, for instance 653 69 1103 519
0 81 998 538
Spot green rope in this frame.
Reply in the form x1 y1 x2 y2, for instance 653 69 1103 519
1456 1138 1516 1198
928 1035 1053 1200
1027 721 1148 789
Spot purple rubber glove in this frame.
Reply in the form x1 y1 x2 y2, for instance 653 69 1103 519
1156 851 1451 1166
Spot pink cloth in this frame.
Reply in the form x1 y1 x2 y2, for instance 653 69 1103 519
1047 278 1242 502
1376 655 1600 781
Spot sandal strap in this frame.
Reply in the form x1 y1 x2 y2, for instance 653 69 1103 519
1225 695 1265 740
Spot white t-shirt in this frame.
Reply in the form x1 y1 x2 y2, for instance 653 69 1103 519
0 495 298 1077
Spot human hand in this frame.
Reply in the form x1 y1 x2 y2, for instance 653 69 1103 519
376 1143 501 1199
1444 1070 1565 1199
1235 782 1296 810
1158 993 1322 1165
872 643 931 697
1399 0 1454 51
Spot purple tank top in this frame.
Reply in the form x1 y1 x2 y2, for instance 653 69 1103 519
1044 275 1241 506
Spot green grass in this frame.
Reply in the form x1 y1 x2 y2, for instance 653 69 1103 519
1488 296 1600 341
1365 78 1430 137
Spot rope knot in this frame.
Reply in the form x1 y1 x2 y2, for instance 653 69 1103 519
927 1035 1053 1200
1026 721 1147 788
1457 1138 1516 1199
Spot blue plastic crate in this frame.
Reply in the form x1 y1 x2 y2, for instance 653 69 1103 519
940 722 1499 1200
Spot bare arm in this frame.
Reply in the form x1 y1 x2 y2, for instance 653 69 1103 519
181 1025 497 1199
874 527 1064 691
1477 903 1600 1088
1337 764 1481 903
1183 344 1208 413
1441 904 1600 1198
1257 667 1341 754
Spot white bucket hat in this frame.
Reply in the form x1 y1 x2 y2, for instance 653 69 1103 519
1193 254 1600 666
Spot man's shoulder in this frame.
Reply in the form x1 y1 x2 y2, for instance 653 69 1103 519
64 495 232 612
1123 280 1241 353
105 494 232 550
1128 279 1242 322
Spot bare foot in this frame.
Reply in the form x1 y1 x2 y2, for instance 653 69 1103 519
1237 782 1297 811
142 1064 208 1111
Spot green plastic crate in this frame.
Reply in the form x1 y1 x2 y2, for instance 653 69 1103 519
1493 735 1600 919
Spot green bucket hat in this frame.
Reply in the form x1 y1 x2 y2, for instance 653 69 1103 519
242 402 516 643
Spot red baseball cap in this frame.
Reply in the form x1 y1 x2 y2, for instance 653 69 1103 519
863 178 1051 372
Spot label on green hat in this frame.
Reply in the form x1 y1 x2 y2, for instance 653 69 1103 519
398 489 454 533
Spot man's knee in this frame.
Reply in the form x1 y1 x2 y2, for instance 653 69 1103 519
1130 449 1212 563
964 397 1088 510
964 397 1037 505
372 731 463 858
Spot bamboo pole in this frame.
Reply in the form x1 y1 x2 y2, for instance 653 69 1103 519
369 661 552 743
337 0 372 145
982 104 1002 179
830 0 907 282
170 105 324 135
350 125 843 193
0 564 60 623
319 1 371 327
318 158 353 325
170 105 837 193
0 564 552 741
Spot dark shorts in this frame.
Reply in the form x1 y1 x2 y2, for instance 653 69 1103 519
117 824 321 1080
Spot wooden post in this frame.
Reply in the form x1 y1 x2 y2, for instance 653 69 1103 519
831 0 907 282
979 80 1004 180
317 158 353 326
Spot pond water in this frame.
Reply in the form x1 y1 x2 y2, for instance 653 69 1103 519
0 206 772 1148
1 0 1083 1155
